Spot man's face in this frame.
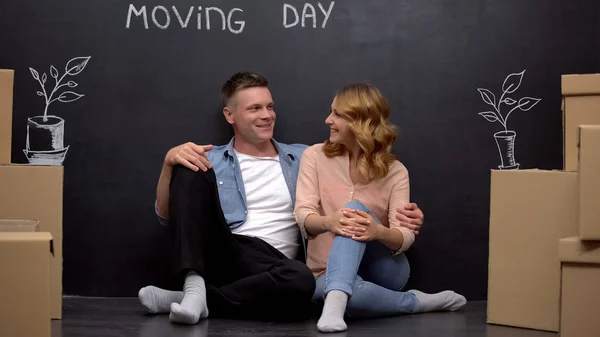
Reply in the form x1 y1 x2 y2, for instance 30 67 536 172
224 87 276 145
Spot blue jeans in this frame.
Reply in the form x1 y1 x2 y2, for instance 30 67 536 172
312 200 420 317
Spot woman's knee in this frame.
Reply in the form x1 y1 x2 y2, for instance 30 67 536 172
343 200 382 224
344 200 370 213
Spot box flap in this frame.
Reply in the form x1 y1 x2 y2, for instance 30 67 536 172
0 219 40 232
562 74 600 96
559 236 600 264
0 232 54 256
0 232 53 242
579 124 600 137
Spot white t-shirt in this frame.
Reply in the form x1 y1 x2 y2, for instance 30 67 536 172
230 151 300 259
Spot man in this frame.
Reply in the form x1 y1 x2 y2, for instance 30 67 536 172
138 72 425 324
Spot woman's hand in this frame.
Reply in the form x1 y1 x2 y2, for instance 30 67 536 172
340 209 384 242
325 209 365 238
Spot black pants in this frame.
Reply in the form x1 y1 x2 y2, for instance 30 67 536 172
168 165 316 321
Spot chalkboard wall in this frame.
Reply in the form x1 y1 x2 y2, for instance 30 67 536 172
1 0 599 300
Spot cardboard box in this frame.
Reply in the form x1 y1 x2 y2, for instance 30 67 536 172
0 70 14 165
577 125 600 240
0 219 40 232
561 74 600 171
559 237 600 337
487 169 578 332
0 232 53 337
0 165 63 319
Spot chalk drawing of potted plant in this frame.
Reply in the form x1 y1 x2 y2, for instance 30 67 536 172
477 69 541 170
25 56 91 165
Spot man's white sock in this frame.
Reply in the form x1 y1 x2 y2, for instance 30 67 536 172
169 271 209 324
138 286 184 314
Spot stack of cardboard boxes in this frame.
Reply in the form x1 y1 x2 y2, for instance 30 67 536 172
487 74 600 337
0 69 64 337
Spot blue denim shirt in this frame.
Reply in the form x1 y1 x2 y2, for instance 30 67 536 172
155 138 309 256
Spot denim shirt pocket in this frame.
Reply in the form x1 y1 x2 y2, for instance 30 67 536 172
216 179 241 221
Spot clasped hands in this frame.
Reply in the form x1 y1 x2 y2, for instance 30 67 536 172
326 208 382 242
326 203 424 242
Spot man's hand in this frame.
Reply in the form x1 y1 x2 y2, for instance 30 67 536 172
165 142 214 172
396 203 424 235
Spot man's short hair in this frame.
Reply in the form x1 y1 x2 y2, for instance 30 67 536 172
221 72 269 108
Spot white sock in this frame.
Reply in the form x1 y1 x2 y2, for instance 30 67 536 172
169 271 209 324
138 286 184 314
317 290 348 333
408 289 467 312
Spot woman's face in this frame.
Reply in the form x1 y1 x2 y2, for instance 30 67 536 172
325 97 354 146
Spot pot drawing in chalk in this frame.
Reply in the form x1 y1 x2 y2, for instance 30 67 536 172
25 56 91 165
477 70 541 170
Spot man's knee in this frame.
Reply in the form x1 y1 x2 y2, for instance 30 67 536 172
278 259 316 298
171 165 216 189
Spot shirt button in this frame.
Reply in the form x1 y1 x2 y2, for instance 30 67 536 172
219 181 223 185
244 211 248 214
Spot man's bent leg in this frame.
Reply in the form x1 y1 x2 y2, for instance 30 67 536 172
169 165 242 280
167 165 244 324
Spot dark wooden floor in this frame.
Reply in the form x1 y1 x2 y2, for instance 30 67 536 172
52 297 558 337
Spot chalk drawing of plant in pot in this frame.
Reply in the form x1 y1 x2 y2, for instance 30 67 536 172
25 56 91 165
477 69 541 170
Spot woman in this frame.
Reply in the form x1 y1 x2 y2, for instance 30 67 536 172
294 83 466 333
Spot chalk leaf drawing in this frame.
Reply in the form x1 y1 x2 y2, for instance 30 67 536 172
477 70 541 170
25 56 91 165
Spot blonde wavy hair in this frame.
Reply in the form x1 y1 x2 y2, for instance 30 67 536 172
323 83 398 182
